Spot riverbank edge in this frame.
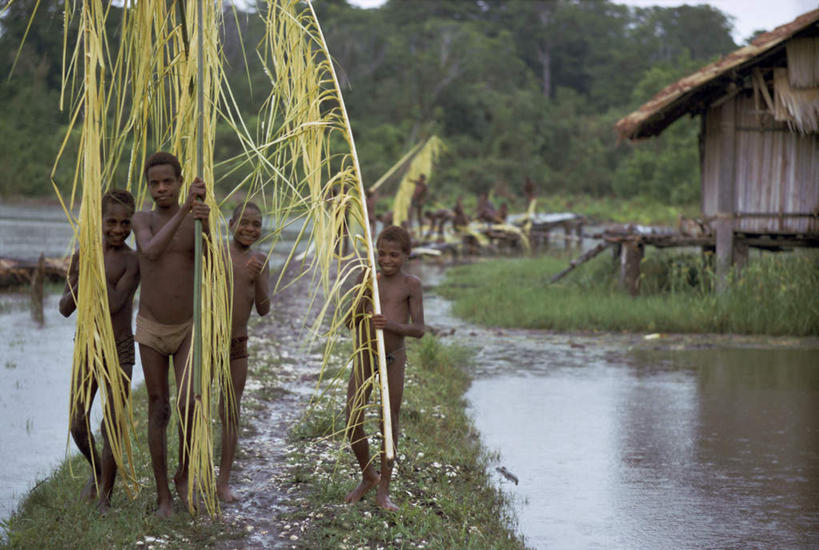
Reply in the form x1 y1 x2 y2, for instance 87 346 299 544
0 334 528 549
438 253 819 337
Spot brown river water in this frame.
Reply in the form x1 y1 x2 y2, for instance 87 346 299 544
1 205 818 549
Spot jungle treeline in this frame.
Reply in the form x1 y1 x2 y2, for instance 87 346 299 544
0 0 744 204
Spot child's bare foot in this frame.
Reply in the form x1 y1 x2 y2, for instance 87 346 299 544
344 473 380 504
174 476 198 513
155 499 173 519
80 475 97 502
375 488 398 512
217 484 241 503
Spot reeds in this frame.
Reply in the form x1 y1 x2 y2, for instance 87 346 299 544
47 0 392 515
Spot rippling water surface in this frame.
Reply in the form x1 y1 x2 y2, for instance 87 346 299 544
414 263 819 549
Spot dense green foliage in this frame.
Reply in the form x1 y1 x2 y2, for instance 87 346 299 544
439 250 819 336
1 0 740 209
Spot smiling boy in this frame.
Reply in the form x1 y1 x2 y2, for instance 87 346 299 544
131 151 209 517
217 202 270 502
59 189 140 513
345 225 425 511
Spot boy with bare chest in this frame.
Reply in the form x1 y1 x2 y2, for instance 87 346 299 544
60 189 140 513
345 225 425 511
217 202 270 502
131 151 209 517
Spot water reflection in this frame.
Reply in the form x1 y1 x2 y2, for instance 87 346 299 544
414 263 819 549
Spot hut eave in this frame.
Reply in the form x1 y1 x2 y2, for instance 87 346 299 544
615 8 819 141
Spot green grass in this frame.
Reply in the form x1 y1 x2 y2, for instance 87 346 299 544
277 336 526 549
2 337 526 549
439 250 819 336
0 381 245 550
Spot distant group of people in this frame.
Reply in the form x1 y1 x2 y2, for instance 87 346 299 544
367 173 538 241
63 151 425 516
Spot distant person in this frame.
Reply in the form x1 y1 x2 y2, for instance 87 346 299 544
425 208 453 240
408 174 428 234
60 189 140 513
494 203 508 224
218 202 270 502
131 151 210 517
344 225 425 511
476 192 497 223
452 196 469 230
523 177 536 205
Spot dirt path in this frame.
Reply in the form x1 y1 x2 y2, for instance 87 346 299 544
213 270 327 549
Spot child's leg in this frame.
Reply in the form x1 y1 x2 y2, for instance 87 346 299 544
70 371 100 501
376 349 405 512
217 355 248 502
344 351 379 503
171 332 195 511
98 361 133 512
139 344 173 517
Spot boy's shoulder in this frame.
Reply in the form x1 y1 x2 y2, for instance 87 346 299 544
398 271 422 291
132 209 152 226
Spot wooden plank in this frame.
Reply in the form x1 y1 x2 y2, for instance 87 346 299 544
549 242 612 284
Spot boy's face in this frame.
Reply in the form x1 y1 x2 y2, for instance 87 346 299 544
102 203 132 248
146 164 183 208
377 239 407 276
230 209 262 247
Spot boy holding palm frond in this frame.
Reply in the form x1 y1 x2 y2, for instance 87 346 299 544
60 189 140 513
132 151 209 517
346 225 425 511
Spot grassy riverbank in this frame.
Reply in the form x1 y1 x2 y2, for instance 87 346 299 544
439 249 819 336
1 337 526 549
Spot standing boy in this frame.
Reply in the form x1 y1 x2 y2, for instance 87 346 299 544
131 151 209 517
408 174 428 234
217 202 270 502
59 189 140 513
345 225 425 511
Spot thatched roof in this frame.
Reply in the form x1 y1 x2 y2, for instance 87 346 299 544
615 8 819 140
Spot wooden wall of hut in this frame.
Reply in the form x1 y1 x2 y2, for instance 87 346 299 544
702 92 819 236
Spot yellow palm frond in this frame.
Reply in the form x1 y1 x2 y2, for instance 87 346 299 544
392 135 446 226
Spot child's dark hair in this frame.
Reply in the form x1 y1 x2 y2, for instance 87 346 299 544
101 189 135 216
376 225 411 255
231 201 262 221
144 151 182 179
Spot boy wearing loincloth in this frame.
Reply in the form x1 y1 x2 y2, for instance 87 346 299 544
217 202 270 502
59 189 140 513
345 225 425 511
131 151 209 517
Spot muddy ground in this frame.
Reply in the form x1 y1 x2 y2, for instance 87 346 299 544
211 268 343 550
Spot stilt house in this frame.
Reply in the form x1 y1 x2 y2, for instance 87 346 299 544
615 9 819 287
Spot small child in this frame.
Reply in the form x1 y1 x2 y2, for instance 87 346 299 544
345 225 425 511
59 189 140 513
217 202 270 502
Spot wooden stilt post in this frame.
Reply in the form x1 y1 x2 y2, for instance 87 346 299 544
31 253 45 326
620 239 643 297
715 99 736 293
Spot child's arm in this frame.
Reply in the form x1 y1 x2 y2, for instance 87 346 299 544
107 255 140 315
58 252 80 318
250 253 270 316
132 180 209 260
372 276 425 339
